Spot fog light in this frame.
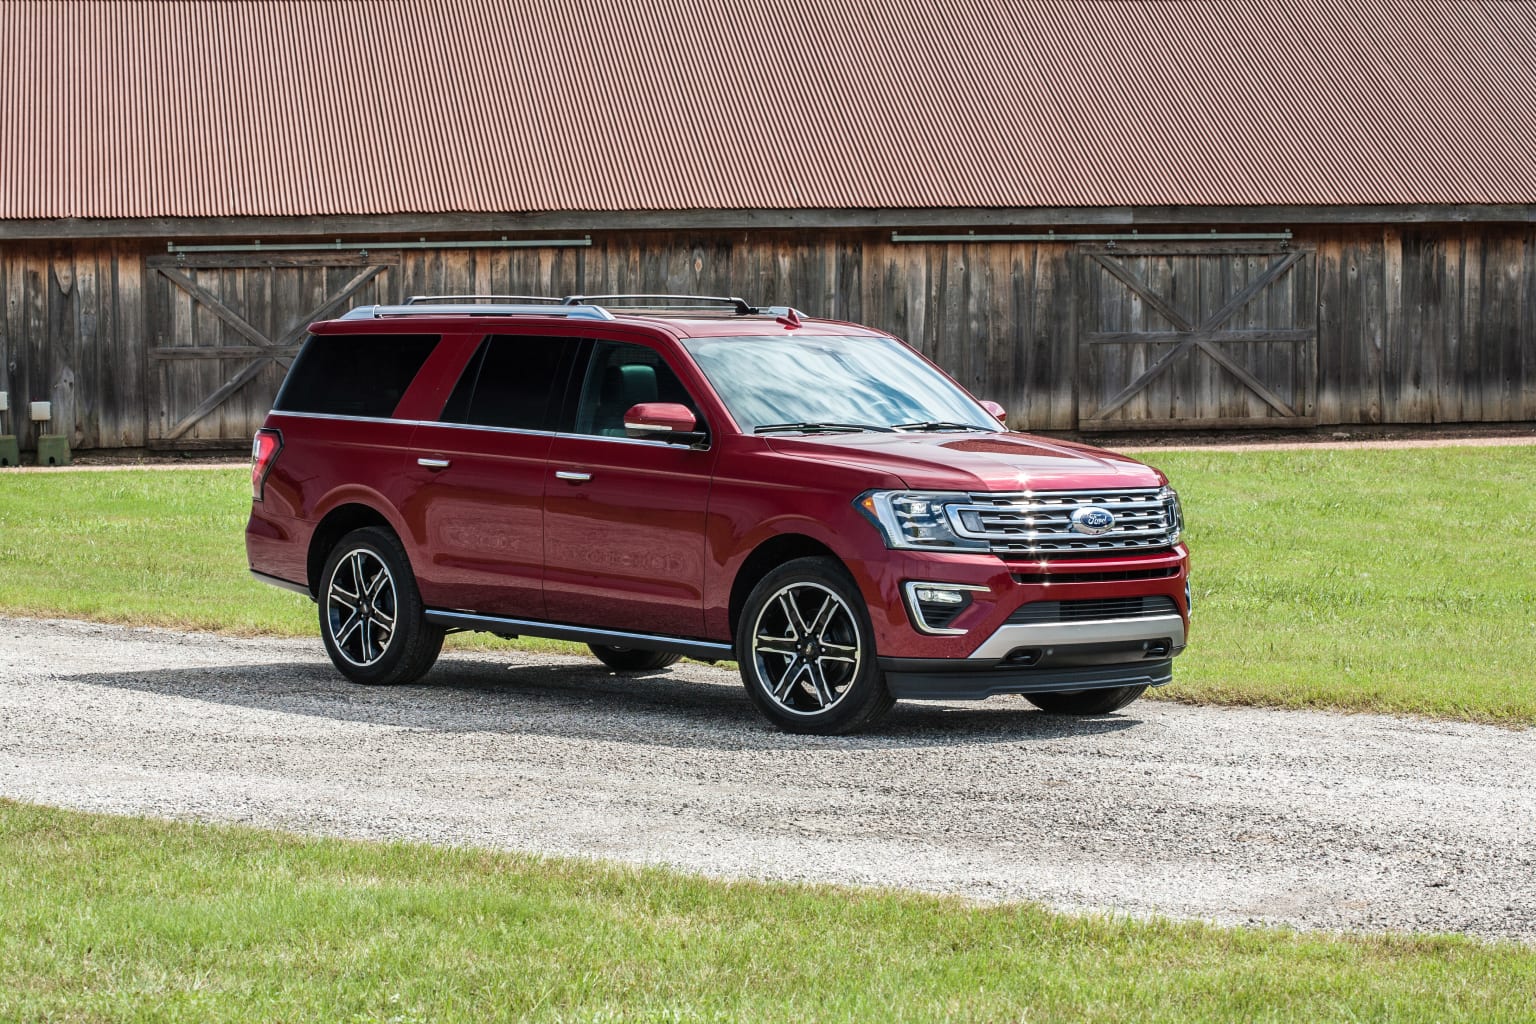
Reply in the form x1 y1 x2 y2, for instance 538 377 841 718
903 581 989 635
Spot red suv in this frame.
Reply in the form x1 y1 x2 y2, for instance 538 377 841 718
247 295 1189 734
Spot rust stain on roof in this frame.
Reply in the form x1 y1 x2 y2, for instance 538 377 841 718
4 0 1535 219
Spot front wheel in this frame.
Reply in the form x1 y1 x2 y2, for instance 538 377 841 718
318 527 443 686
1025 685 1147 715
589 645 681 672
736 557 894 735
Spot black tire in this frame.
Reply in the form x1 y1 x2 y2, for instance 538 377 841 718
318 526 444 686
589 644 682 672
735 556 894 735
1025 685 1147 715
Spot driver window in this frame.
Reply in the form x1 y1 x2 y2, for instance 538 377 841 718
573 340 702 438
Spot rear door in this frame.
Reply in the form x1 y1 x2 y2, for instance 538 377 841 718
401 332 583 618
542 338 719 638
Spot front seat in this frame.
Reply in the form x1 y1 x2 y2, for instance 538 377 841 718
594 363 658 436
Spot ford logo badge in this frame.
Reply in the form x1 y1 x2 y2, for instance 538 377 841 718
1070 506 1116 535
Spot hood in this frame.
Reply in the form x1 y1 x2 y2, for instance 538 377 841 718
762 430 1165 491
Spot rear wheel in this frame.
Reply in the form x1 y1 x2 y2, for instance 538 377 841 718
318 527 443 686
736 557 894 735
588 644 681 672
1025 685 1147 715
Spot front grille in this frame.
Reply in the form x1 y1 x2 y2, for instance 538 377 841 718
948 488 1179 557
1007 595 1179 625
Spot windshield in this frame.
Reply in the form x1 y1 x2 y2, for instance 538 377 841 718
680 334 998 434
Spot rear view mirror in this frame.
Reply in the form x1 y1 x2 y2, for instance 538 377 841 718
624 402 705 444
980 400 1007 424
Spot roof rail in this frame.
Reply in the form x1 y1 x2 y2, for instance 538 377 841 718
562 293 756 315
341 303 614 321
337 294 807 323
405 294 562 305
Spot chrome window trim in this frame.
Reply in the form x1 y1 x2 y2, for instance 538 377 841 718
269 410 438 428
267 411 709 449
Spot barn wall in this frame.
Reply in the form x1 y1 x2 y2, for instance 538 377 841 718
1315 225 1536 424
0 224 1532 450
389 233 1079 429
0 240 146 450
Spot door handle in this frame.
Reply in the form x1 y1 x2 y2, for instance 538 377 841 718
555 470 592 483
417 457 451 469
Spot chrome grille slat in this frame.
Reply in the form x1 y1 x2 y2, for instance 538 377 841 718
947 487 1179 557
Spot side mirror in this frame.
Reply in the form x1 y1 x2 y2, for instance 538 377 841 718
980 400 1007 424
624 402 705 444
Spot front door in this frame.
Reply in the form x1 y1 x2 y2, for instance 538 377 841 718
542 339 718 638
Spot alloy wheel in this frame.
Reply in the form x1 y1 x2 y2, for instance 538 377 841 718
750 581 863 715
325 548 398 667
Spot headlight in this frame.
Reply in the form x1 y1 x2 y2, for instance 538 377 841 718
1159 486 1184 545
856 491 989 552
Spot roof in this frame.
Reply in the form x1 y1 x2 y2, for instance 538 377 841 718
4 0 1536 220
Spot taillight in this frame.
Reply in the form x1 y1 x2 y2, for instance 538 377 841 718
251 428 282 501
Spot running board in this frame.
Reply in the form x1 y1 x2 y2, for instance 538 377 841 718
423 609 734 660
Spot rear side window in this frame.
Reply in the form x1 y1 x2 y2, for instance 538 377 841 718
439 335 581 431
274 334 439 418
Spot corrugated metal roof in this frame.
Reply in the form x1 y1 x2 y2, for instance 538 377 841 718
3 0 1535 219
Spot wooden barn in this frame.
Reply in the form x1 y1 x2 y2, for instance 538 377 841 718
2 0 1534 453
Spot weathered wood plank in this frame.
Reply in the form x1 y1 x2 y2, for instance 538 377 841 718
1080 415 1319 431
74 249 101 446
1084 329 1314 344
0 246 15 443
1314 237 1343 424
23 253 48 450
1087 253 1194 332
1523 230 1536 418
147 252 382 269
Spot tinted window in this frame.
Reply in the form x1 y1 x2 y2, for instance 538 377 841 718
572 340 702 437
440 335 580 431
275 333 438 418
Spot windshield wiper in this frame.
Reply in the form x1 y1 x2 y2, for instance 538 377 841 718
892 421 990 432
754 422 897 435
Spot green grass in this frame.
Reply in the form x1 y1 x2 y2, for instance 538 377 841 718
0 467 577 655
0 447 1533 723
1131 447 1536 724
3 798 1533 1023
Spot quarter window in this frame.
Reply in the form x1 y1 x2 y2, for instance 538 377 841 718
274 333 438 418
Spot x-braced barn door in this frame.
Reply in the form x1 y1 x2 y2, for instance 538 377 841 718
1075 242 1317 430
145 252 400 447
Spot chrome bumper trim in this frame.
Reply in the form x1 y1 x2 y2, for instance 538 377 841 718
967 613 1186 661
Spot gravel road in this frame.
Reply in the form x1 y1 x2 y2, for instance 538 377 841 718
2 616 1532 942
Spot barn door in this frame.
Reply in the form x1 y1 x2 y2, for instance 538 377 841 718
145 252 400 448
1075 242 1317 430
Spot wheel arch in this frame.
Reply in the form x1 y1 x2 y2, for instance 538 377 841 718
306 502 399 596
727 533 849 640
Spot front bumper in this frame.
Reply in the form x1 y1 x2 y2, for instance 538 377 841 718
881 656 1173 701
879 609 1182 700
855 546 1189 700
